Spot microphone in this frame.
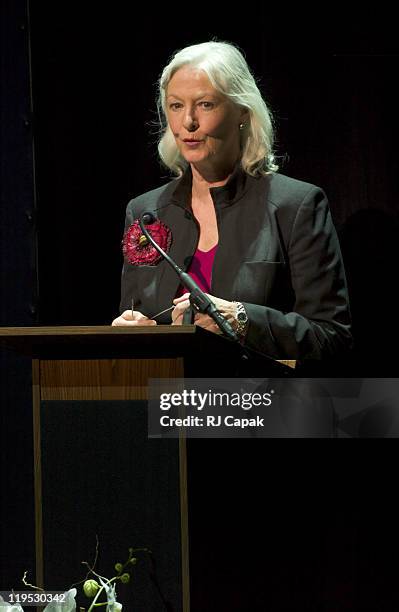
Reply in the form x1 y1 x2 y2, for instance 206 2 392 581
139 212 239 342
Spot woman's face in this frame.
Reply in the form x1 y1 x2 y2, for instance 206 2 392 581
166 66 246 171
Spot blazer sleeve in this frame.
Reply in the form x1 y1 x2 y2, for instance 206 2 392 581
119 199 141 314
242 186 352 360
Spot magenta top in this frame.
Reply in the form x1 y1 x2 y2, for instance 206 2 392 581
176 244 218 297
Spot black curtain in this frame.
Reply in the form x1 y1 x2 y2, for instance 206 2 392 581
0 0 37 591
28 6 399 373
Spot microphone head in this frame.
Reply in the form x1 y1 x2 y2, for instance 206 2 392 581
141 212 156 225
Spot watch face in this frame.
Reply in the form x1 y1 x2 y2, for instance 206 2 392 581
237 311 247 322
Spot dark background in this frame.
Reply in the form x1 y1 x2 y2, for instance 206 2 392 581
1 1 399 609
30 4 399 366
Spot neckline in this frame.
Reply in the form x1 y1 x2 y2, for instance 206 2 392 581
197 244 218 254
170 163 250 209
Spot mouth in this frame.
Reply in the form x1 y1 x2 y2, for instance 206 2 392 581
182 139 204 147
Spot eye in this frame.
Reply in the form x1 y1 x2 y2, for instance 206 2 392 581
169 102 183 111
199 101 214 109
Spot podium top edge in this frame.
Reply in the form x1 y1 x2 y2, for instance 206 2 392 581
0 325 293 374
0 325 197 337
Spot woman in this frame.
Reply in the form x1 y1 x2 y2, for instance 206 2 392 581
112 41 352 361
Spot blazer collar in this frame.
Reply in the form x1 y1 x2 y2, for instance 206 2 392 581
168 163 250 209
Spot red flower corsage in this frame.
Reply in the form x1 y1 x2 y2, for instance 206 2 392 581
122 219 172 266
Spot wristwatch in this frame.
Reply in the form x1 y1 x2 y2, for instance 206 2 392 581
232 301 249 338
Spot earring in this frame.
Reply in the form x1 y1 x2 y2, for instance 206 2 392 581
239 123 245 130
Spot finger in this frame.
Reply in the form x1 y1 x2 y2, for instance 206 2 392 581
194 319 221 334
134 318 157 326
133 311 149 321
173 293 190 305
112 316 134 326
112 316 156 327
194 315 221 334
171 313 185 326
121 309 152 322
171 301 190 323
120 309 134 320
194 313 213 326
171 310 185 325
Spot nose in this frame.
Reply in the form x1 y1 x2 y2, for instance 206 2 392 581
183 106 198 132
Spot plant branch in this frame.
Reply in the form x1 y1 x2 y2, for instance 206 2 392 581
70 535 100 589
21 571 44 592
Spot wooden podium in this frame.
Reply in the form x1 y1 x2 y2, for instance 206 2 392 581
0 325 292 611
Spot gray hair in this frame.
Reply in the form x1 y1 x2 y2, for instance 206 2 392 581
156 41 278 177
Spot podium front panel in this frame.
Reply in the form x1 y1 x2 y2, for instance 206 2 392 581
33 357 187 612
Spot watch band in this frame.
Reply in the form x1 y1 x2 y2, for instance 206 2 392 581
232 301 248 338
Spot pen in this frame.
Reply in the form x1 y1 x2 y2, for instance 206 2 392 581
151 305 175 320
130 299 174 321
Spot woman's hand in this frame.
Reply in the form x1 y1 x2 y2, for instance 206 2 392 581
172 292 237 334
111 310 157 327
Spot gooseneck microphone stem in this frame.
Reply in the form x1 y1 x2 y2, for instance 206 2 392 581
139 213 239 342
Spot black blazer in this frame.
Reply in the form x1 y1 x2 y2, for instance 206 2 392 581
119 167 352 360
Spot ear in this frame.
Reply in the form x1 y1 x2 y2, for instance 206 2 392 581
240 108 249 122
